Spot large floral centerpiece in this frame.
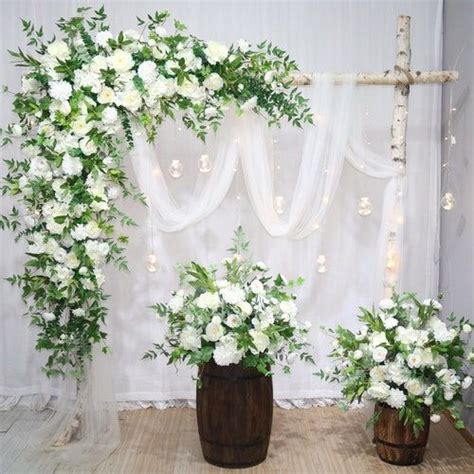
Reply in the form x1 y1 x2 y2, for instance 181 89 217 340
318 293 472 464
145 227 313 376
0 6 312 378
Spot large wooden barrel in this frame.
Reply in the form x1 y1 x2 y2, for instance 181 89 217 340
196 361 273 468
373 403 430 465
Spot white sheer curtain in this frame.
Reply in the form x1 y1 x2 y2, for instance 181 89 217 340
1 0 442 420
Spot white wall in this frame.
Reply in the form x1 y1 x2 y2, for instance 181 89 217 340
440 0 474 432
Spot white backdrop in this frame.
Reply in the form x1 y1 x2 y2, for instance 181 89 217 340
0 0 442 405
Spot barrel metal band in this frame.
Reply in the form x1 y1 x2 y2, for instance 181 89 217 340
201 436 269 448
375 437 426 449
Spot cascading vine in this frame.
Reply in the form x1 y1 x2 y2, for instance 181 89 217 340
0 6 313 379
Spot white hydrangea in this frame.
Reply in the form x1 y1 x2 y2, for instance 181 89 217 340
180 327 202 351
220 285 245 305
138 60 158 83
367 382 390 400
213 335 243 366
379 298 396 311
62 154 83 176
84 240 109 265
49 81 72 101
195 292 220 310
386 388 407 409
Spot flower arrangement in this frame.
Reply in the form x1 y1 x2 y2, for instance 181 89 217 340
0 6 312 378
144 228 314 376
318 293 472 433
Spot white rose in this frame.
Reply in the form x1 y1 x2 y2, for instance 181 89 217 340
379 298 396 310
85 221 101 239
79 138 97 156
238 301 252 316
42 312 56 322
225 314 241 328
250 279 265 296
206 321 224 342
407 350 423 369
367 382 390 400
11 124 22 136
49 81 72 101
117 88 142 112
203 73 224 91
96 30 113 48
65 252 80 269
237 39 250 53
249 329 270 353
395 326 419 345
424 396 433 406
370 366 386 383
53 247 67 263
370 331 388 347
108 49 134 72
98 86 115 104
430 414 441 423
423 298 442 311
180 327 202 351
102 106 118 124
62 154 83 176
138 61 158 83
405 378 424 396
462 324 472 334
386 388 407 409
372 346 388 363
47 40 70 60
71 117 93 137
353 349 363 360
462 376 472 389
205 41 229 64
444 389 454 401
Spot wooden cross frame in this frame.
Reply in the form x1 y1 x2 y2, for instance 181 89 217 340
291 15 458 165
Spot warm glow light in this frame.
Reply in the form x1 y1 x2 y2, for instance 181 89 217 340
274 195 286 215
198 154 212 173
316 254 327 273
358 196 373 217
441 192 455 211
169 159 183 179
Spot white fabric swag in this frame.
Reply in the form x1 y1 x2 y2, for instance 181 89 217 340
130 76 405 297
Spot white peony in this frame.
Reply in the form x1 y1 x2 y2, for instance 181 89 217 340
97 86 115 104
108 49 134 72
49 81 72 101
220 285 245 305
196 292 220 311
138 61 158 83
213 335 243 366
379 298 396 310
372 346 388 363
178 77 206 101
204 41 229 64
79 138 97 156
96 30 113 47
47 40 70 60
203 73 224 91
225 314 242 328
386 388 407 409
42 312 56 322
206 317 224 342
176 48 202 70
250 279 265 296
405 378 425 396
180 327 202 351
102 106 118 124
62 154 83 176
367 382 390 400
117 88 142 112
249 329 270 353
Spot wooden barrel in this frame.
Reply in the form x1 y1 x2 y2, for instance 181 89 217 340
373 403 430 466
196 361 273 468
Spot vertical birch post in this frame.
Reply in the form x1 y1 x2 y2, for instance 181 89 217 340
391 15 411 165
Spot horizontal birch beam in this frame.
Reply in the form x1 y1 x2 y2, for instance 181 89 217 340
291 70 459 86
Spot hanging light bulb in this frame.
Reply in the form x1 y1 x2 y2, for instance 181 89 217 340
274 195 286 215
358 196 373 217
441 192 455 211
146 253 157 273
316 254 328 273
168 159 183 179
198 154 212 173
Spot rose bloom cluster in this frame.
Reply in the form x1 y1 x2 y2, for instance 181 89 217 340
147 230 313 375
321 293 472 431
2 8 311 377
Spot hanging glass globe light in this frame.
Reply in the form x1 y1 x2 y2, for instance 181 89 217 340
198 154 212 173
274 195 286 215
146 254 157 272
169 159 183 179
441 192 455 211
358 196 373 217
316 254 328 273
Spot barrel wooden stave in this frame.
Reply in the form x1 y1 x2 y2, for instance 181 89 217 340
196 361 273 468
373 403 430 466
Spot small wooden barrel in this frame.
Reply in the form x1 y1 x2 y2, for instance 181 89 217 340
196 361 273 468
373 403 430 466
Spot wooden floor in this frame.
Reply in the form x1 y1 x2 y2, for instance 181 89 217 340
59 406 473 474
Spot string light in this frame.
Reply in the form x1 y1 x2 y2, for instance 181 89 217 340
168 159 183 179
316 254 328 273
274 195 286 215
358 196 373 217
198 154 212 173
441 192 456 211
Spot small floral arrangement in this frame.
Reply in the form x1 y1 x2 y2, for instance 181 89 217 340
0 6 312 377
318 293 473 432
145 228 314 377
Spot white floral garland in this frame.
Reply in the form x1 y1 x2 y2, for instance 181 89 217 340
0 6 313 378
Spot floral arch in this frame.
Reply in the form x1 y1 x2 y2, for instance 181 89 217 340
1 6 312 379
